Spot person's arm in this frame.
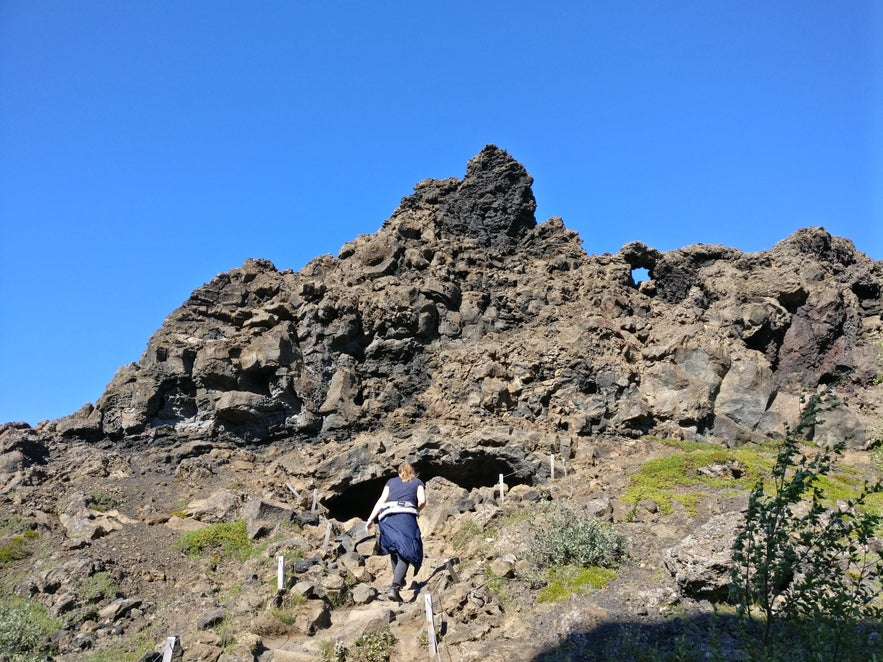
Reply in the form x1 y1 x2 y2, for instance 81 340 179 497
366 485 390 533
416 483 426 512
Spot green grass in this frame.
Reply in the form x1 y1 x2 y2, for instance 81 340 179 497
82 631 157 662
0 514 35 537
537 565 617 603
0 532 38 567
77 571 120 603
175 520 255 561
451 519 483 551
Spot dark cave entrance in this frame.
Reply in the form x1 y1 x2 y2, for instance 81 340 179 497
322 453 532 522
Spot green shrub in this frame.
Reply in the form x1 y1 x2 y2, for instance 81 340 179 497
350 628 397 662
175 520 254 561
0 596 60 659
730 391 883 660
529 503 626 569
82 631 157 662
87 492 118 512
451 519 482 551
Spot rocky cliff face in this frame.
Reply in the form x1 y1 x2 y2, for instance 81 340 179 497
1 146 881 661
40 145 882 457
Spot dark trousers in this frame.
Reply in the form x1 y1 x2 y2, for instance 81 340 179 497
390 552 409 589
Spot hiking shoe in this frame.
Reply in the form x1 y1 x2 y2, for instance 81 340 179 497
387 587 402 602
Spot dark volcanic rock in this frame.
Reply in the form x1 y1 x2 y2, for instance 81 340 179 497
22 146 883 456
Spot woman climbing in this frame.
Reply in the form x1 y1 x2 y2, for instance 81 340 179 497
365 461 426 602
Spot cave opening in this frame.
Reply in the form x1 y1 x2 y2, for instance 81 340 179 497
322 453 531 522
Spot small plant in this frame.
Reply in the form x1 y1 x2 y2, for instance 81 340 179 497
730 390 883 659
0 596 61 659
87 492 118 512
350 627 397 662
82 631 157 662
529 503 626 569
0 514 35 537
319 639 347 662
176 520 255 561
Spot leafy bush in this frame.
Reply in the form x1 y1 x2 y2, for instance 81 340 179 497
0 596 60 660
350 628 397 662
175 520 255 561
529 503 626 569
730 391 883 659
87 492 118 512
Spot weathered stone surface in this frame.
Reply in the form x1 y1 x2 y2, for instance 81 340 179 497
663 511 743 601
185 489 241 523
241 496 295 539
24 147 875 457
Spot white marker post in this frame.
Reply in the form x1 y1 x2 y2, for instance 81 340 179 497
285 482 299 498
550 453 555 480
323 520 332 550
424 593 438 657
311 488 318 513
277 556 285 592
561 456 568 477
161 636 179 662
498 474 505 504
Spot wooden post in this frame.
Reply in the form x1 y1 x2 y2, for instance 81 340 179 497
161 636 179 662
277 556 285 592
550 453 555 480
445 558 460 583
498 474 504 504
311 488 318 513
424 592 438 656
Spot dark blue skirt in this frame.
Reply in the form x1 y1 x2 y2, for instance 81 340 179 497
379 512 423 572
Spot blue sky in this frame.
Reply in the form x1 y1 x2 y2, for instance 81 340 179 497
1 2 881 425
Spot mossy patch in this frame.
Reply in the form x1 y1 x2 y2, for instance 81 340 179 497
537 565 617 603
623 439 776 516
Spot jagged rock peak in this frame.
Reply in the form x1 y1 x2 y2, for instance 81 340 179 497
386 144 537 250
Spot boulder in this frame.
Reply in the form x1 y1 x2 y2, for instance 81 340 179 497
241 497 296 539
663 511 744 601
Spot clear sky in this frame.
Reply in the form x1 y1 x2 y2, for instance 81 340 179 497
1 2 881 425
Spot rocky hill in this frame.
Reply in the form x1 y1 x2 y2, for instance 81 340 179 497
1 146 881 661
